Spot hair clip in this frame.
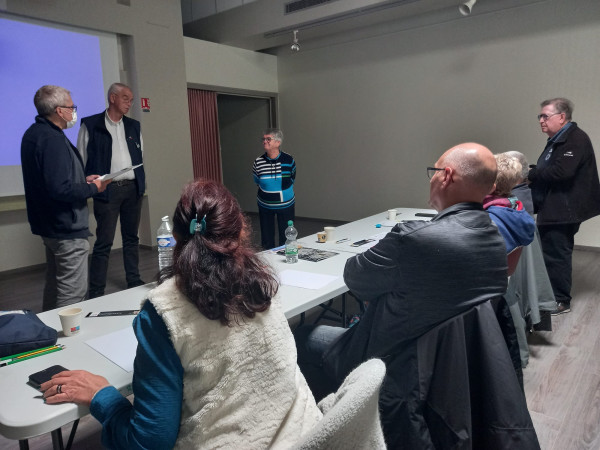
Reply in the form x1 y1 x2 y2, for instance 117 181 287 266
189 214 207 236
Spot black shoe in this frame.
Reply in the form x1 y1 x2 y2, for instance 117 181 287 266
550 302 571 316
127 279 146 289
88 290 104 299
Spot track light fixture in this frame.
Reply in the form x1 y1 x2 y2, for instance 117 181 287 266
290 29 300 52
459 0 476 16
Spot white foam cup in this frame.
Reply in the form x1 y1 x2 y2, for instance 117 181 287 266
58 307 83 337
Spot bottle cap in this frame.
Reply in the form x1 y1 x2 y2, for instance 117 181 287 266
162 215 169 221
288 220 293 226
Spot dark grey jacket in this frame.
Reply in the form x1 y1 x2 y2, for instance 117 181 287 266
324 202 509 448
529 122 600 224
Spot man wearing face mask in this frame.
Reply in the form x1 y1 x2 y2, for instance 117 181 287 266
21 85 110 311
78 83 145 298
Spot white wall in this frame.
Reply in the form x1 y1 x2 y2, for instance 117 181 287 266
184 37 277 92
0 0 193 272
275 0 600 247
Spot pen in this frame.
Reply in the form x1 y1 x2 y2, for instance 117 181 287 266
335 238 349 244
0 345 65 367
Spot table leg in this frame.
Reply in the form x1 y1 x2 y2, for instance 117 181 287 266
51 428 64 450
19 440 29 450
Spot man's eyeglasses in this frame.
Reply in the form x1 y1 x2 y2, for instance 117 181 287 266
58 105 78 112
427 167 444 179
261 137 275 143
537 112 561 121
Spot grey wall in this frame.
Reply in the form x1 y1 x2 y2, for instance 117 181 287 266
0 0 193 271
276 0 600 246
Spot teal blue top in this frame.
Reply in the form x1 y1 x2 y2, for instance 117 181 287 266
90 301 184 449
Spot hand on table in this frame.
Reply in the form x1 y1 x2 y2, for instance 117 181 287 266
41 370 110 406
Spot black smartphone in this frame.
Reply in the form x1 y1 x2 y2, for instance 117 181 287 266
28 365 68 390
350 239 375 247
415 212 436 218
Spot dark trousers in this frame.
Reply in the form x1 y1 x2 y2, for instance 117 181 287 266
294 324 346 402
89 181 143 298
538 222 580 305
258 204 295 250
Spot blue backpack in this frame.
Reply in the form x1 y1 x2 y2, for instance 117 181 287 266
0 310 58 358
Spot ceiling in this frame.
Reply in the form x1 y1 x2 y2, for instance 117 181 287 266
182 0 476 53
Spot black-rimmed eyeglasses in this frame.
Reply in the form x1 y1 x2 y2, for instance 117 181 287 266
58 105 78 112
261 137 274 143
537 112 561 121
427 167 444 179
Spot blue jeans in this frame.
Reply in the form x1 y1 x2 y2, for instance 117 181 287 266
295 324 347 401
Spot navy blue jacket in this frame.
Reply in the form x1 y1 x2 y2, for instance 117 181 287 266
21 116 96 239
81 112 145 202
529 123 600 224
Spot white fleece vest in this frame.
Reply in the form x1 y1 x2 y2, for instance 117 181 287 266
146 278 322 449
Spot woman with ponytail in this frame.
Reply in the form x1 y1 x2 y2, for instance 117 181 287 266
41 179 321 449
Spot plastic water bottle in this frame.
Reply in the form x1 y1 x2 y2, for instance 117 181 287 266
285 220 298 264
157 216 176 270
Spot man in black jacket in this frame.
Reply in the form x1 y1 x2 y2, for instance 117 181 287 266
21 85 109 311
529 98 600 315
296 143 513 448
78 83 146 298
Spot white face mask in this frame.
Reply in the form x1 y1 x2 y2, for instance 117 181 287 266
65 110 77 129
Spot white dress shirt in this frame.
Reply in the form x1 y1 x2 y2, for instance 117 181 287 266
77 110 143 181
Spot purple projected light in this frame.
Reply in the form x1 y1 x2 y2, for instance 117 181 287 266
0 17 106 166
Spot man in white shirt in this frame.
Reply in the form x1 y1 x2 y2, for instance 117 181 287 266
78 83 146 298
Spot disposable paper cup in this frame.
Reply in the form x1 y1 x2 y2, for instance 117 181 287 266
388 209 397 221
58 307 83 337
324 227 335 242
317 232 327 243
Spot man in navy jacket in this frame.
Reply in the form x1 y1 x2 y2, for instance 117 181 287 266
529 98 600 315
21 85 109 311
78 83 146 298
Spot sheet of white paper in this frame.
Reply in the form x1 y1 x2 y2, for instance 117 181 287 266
279 270 339 290
99 163 143 181
86 327 137 372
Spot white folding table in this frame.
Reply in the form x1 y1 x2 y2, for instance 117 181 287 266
0 207 436 449
298 207 436 254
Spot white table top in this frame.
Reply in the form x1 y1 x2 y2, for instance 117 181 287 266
298 207 436 254
262 248 355 318
0 207 435 442
0 254 355 441
0 285 152 441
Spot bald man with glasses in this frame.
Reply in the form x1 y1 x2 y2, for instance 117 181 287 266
295 143 515 448
528 98 600 315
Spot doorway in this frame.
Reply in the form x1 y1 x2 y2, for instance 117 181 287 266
217 94 276 213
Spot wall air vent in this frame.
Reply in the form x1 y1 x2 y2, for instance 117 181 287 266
285 0 341 15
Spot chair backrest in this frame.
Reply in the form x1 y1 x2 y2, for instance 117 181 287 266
507 245 523 276
293 359 387 450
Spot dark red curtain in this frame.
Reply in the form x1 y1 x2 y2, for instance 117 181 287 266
187 89 222 182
